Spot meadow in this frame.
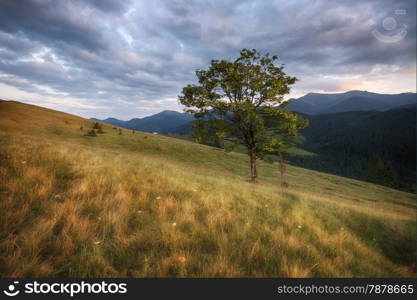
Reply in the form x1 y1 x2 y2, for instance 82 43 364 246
0 100 415 277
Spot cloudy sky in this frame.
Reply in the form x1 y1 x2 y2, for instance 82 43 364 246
0 0 415 119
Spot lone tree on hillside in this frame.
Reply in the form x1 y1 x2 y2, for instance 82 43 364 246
179 48 308 182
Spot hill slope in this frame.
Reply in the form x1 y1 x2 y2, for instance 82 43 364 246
0 100 415 277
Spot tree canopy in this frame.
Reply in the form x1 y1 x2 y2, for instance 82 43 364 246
179 48 308 181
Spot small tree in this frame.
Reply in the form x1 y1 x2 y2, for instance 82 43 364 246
367 154 399 187
179 48 307 181
277 151 288 188
84 129 97 137
92 122 104 133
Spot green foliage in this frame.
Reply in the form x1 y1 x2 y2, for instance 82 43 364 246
92 122 104 134
179 48 308 181
285 108 415 192
367 154 399 187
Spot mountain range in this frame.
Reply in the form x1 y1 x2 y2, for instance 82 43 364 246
92 91 415 133
91 110 194 134
284 90 415 115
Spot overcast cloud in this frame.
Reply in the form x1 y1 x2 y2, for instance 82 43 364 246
0 0 415 119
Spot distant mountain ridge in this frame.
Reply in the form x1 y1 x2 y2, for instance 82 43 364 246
91 110 194 134
92 91 415 134
285 90 415 115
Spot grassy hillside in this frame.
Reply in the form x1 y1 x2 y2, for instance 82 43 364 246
0 100 415 277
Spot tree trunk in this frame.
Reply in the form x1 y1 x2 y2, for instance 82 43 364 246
249 146 257 182
277 151 287 188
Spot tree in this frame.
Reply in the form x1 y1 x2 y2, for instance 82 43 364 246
367 153 384 183
384 160 399 187
367 153 399 187
179 48 308 181
92 122 101 130
84 129 97 137
92 122 104 133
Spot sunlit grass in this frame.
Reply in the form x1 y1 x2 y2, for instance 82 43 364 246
0 100 415 277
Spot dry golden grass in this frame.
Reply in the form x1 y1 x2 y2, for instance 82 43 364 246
0 100 415 277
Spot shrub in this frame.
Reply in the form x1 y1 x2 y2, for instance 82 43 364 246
84 129 97 137
91 122 104 134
